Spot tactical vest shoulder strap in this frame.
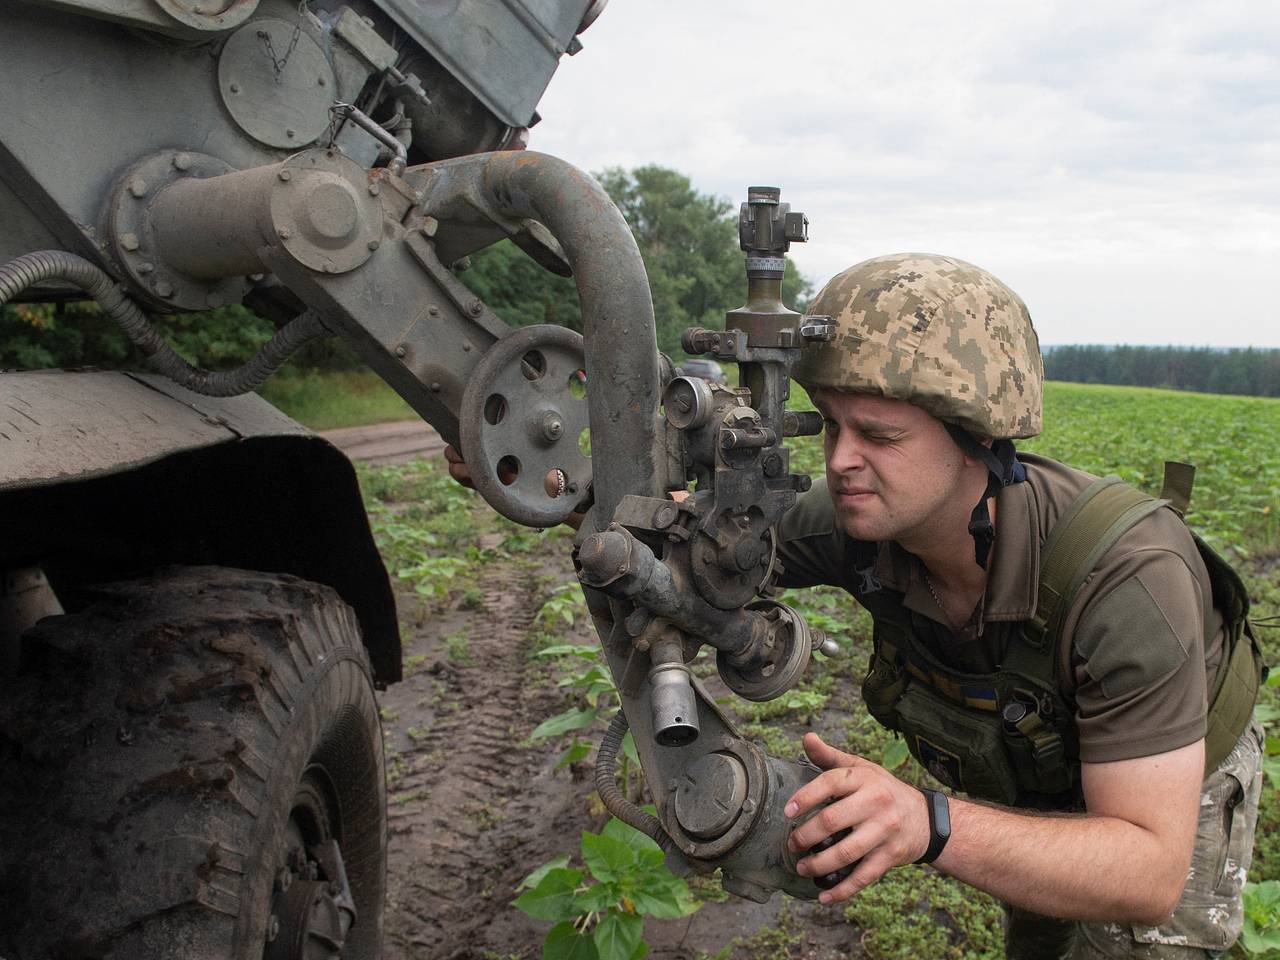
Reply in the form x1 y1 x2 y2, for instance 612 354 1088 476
1026 476 1167 649
1028 463 1263 774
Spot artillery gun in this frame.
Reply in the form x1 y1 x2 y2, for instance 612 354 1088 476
0 2 845 955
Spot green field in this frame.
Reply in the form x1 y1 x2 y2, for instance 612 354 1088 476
352 378 1279 959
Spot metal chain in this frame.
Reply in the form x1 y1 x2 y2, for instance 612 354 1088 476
258 0 310 84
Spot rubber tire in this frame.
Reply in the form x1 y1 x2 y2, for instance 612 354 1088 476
0 566 387 959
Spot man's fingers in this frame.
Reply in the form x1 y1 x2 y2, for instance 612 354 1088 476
815 851 895 905
798 816 888 879
803 732 859 771
785 768 864 842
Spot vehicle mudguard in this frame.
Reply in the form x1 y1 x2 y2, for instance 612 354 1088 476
0 369 401 685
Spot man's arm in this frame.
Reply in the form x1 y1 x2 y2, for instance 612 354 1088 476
786 733 1203 924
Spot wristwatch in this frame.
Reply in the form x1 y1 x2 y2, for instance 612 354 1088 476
914 788 951 864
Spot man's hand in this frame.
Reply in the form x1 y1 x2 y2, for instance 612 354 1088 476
443 443 475 489
785 732 931 904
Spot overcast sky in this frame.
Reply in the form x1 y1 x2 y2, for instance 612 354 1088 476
532 1 1280 347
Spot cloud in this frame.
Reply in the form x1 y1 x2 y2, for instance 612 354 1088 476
534 0 1280 346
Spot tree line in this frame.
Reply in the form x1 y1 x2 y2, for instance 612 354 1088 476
1044 344 1280 398
0 165 810 371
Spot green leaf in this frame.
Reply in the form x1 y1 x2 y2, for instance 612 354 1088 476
621 730 641 767
631 874 700 919
544 920 600 960
882 738 910 770
592 911 643 960
581 830 636 884
556 738 593 770
1267 669 1280 687
629 942 649 960
512 867 583 921
573 880 618 914
518 854 572 891
532 707 599 741
601 817 663 855
1255 702 1280 724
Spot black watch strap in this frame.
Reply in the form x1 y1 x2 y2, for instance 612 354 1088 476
914 788 951 865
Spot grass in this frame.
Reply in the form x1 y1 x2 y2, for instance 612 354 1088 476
347 375 1278 960
257 368 414 430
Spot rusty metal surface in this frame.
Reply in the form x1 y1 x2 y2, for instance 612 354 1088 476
0 370 309 491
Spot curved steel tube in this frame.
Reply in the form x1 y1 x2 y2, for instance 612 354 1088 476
475 152 664 523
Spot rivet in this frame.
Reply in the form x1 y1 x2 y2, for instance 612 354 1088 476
137 262 154 274
128 178 148 198
430 382 441 392
367 238 380 250
427 305 440 317
317 76 326 86
278 169 292 182
229 82 241 94
285 128 296 139
277 227 292 239
172 152 192 171
368 183 381 196
323 264 338 274
467 299 483 317
154 280 174 298
462 341 471 352
120 232 140 252
394 345 407 358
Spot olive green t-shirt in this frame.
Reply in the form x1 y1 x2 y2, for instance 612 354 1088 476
775 452 1225 764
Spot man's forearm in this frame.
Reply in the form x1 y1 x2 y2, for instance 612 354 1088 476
933 798 1184 924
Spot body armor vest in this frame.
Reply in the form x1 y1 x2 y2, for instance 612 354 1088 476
859 469 1264 809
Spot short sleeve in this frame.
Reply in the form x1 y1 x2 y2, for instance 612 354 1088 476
1068 537 1209 764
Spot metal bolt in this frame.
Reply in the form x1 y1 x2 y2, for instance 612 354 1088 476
394 345 407 358
277 227 292 239
173 152 192 171
154 280 174 298
229 82 241 94
120 232 140 252
323 264 338 274
427 305 440 317
138 261 154 274
285 128 296 139
317 76 326 87
420 216 439 237
429 381 441 392
467 299 484 317
367 238 380 250
278 169 292 181
462 341 471 351
128 178 148 198
266 914 280 942
368 182 381 196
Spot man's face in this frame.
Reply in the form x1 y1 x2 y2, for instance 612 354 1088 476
812 390 969 543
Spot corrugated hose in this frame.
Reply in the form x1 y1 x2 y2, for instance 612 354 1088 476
0 250 327 397
595 710 677 853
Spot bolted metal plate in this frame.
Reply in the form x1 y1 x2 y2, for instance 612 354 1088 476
155 0 260 32
674 752 748 840
108 150 252 312
268 149 383 275
218 17 337 149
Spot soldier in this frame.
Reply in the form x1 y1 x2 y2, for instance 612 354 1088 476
777 253 1265 959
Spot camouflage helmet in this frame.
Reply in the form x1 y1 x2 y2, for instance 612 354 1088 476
792 253 1043 439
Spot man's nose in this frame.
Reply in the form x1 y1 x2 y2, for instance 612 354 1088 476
828 431 868 472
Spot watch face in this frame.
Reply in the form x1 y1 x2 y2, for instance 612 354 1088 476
931 790 952 838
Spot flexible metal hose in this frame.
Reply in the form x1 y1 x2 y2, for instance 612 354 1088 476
595 710 677 853
0 250 327 397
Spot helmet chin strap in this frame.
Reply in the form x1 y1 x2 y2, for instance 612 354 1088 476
943 423 1024 569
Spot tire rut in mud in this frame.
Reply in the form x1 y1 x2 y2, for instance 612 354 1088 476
380 560 589 959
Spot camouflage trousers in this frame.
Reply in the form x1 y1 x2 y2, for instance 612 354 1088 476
1003 722 1264 960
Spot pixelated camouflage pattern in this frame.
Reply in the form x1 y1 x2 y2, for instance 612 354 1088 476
1003 721 1263 959
792 253 1044 439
